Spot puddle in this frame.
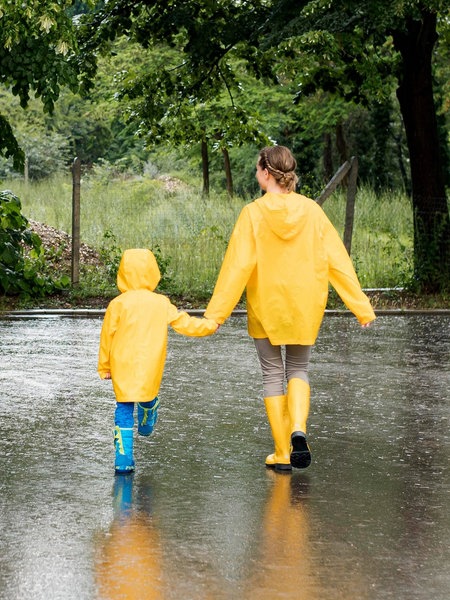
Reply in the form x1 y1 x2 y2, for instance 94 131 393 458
0 315 449 599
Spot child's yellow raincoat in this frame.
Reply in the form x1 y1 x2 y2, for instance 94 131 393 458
205 192 375 345
98 249 217 402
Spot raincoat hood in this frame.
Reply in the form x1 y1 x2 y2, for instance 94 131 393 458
255 192 308 240
117 249 161 293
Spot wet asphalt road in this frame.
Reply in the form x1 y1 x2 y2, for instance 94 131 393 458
0 314 449 599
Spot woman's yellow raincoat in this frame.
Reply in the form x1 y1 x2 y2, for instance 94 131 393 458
98 249 217 402
205 192 375 345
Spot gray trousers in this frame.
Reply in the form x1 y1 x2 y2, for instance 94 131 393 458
253 338 311 397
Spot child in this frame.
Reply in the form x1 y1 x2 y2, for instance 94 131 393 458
98 248 217 474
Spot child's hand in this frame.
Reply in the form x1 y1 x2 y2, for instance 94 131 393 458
103 372 111 379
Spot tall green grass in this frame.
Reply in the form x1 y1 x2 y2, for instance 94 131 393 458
5 174 414 299
322 187 413 288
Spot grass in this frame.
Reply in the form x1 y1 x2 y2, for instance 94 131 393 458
5 173 246 301
323 187 414 288
1 172 429 309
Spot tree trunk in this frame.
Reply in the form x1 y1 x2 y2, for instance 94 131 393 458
323 132 333 182
335 122 348 164
222 147 233 197
392 10 450 292
335 122 348 186
393 129 411 196
201 138 209 197
371 100 392 190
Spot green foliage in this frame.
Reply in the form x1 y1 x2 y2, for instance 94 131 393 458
7 173 417 298
99 228 123 284
0 0 94 168
75 2 447 186
0 114 24 171
0 189 70 297
98 228 173 293
0 91 73 179
77 8 272 170
0 189 40 293
151 242 172 293
1 0 448 291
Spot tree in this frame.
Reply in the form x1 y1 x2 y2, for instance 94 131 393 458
0 0 90 169
246 0 449 291
77 0 449 291
77 2 273 193
91 0 450 292
0 90 73 180
391 9 449 291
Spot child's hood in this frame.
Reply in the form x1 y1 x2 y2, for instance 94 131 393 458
117 248 161 292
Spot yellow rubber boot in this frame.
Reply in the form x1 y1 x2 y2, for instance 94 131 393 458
264 395 292 472
287 378 312 469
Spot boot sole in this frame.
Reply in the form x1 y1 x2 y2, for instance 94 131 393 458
266 463 292 472
115 466 135 475
290 433 311 469
138 428 154 436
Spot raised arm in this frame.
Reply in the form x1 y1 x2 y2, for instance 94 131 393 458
168 304 218 337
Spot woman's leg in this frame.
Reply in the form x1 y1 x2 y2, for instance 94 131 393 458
285 345 312 469
254 338 291 471
285 344 311 385
254 337 285 397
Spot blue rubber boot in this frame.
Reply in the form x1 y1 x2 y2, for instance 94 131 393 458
137 397 159 436
114 426 135 475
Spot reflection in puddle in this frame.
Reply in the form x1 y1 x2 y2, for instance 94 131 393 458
95 476 164 599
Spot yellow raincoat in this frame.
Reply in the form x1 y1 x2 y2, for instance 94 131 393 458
205 192 375 345
98 249 217 402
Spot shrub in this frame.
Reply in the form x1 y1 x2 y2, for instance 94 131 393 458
0 190 70 298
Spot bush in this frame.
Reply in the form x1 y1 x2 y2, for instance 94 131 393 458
0 190 70 297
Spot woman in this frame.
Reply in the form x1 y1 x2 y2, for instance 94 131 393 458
205 145 375 472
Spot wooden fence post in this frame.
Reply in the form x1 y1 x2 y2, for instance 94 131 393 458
315 156 358 256
315 159 352 206
71 157 81 286
24 156 29 185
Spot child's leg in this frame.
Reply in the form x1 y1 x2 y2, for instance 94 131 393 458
137 397 159 436
114 402 135 474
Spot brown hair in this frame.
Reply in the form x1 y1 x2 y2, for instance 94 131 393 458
258 145 299 192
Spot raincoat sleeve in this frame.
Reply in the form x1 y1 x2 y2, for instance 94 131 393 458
167 302 218 336
98 302 120 378
323 217 376 325
204 207 256 323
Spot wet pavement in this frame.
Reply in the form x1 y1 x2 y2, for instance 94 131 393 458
0 314 449 599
